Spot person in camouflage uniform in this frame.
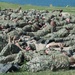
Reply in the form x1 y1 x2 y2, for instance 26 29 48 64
22 17 45 32
36 27 69 44
0 35 24 64
1 7 75 73
24 24 51 37
0 31 8 51
21 50 70 72
7 27 23 38
0 34 37 64
0 35 22 57
21 45 75 72
0 51 23 64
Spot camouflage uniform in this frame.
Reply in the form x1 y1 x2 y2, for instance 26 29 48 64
63 40 75 47
23 25 32 32
0 33 7 51
22 50 40 61
26 25 51 37
23 21 45 32
0 43 21 56
7 27 23 37
70 27 75 34
63 24 75 29
10 13 17 20
21 50 69 72
0 51 23 64
70 16 75 23
54 35 75 42
37 28 69 43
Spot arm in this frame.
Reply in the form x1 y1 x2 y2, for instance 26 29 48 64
8 35 11 44
46 42 57 48
46 42 63 50
15 42 24 51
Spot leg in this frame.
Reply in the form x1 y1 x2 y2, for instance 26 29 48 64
12 51 23 64
0 43 12 56
0 54 16 63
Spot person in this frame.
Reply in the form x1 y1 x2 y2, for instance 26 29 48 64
0 35 24 64
15 38 36 51
7 27 23 38
24 24 51 37
22 21 45 32
35 27 69 44
21 44 75 72
0 36 21 56
0 51 23 64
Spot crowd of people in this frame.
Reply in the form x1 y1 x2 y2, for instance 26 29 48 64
0 7 75 72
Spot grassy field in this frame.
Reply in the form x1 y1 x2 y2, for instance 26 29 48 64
0 2 75 75
0 2 75 14
0 70 75 75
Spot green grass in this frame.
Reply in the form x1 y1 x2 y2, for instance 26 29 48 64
0 2 75 75
0 2 75 14
0 70 75 75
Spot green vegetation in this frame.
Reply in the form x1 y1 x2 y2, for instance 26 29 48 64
0 70 75 75
0 2 75 75
0 2 75 14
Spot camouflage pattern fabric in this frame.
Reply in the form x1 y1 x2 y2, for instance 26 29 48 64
21 51 69 72
0 43 21 56
7 28 23 37
0 51 23 64
26 25 51 37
